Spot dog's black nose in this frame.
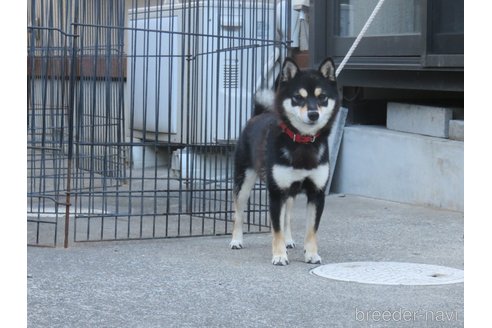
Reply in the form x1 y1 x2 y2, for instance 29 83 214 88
308 111 319 121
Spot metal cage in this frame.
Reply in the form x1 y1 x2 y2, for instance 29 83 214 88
28 0 292 246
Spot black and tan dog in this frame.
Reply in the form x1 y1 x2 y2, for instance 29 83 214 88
229 57 340 265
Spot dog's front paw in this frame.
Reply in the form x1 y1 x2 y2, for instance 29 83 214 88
272 255 289 266
229 239 243 249
304 252 322 264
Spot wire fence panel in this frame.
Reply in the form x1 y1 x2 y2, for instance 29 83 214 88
27 0 77 246
28 0 291 246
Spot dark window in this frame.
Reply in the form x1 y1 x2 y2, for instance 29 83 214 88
428 0 464 54
338 0 421 37
331 0 422 58
309 0 463 91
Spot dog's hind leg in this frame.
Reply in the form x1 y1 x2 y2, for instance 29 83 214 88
284 197 296 249
230 168 257 249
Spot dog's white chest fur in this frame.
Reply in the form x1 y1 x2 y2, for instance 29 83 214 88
271 163 329 190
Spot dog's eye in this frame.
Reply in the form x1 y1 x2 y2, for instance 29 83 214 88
318 94 328 104
292 94 304 105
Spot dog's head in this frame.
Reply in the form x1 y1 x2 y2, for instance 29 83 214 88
276 57 339 136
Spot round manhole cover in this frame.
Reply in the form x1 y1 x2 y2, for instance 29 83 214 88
310 262 464 285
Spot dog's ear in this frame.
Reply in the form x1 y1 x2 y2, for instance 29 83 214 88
281 58 299 82
319 57 336 82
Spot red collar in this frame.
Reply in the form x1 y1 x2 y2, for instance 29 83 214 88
279 121 319 144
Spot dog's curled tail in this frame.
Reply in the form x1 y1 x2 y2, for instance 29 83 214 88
253 89 275 116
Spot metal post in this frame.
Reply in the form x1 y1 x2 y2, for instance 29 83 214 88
64 2 79 248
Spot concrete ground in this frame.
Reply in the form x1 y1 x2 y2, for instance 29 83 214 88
27 194 464 328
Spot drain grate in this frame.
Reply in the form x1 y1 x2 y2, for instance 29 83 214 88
310 262 464 286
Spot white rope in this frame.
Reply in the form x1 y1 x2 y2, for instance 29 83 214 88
335 0 386 77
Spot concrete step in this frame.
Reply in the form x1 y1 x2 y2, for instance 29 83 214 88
386 102 453 138
449 120 464 141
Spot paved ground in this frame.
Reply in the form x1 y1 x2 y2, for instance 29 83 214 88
27 195 464 327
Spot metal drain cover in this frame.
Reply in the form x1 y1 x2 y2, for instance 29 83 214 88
310 262 464 285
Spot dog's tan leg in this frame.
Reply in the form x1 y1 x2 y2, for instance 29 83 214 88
270 198 289 265
230 169 257 249
272 231 288 265
284 197 296 248
304 202 322 264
